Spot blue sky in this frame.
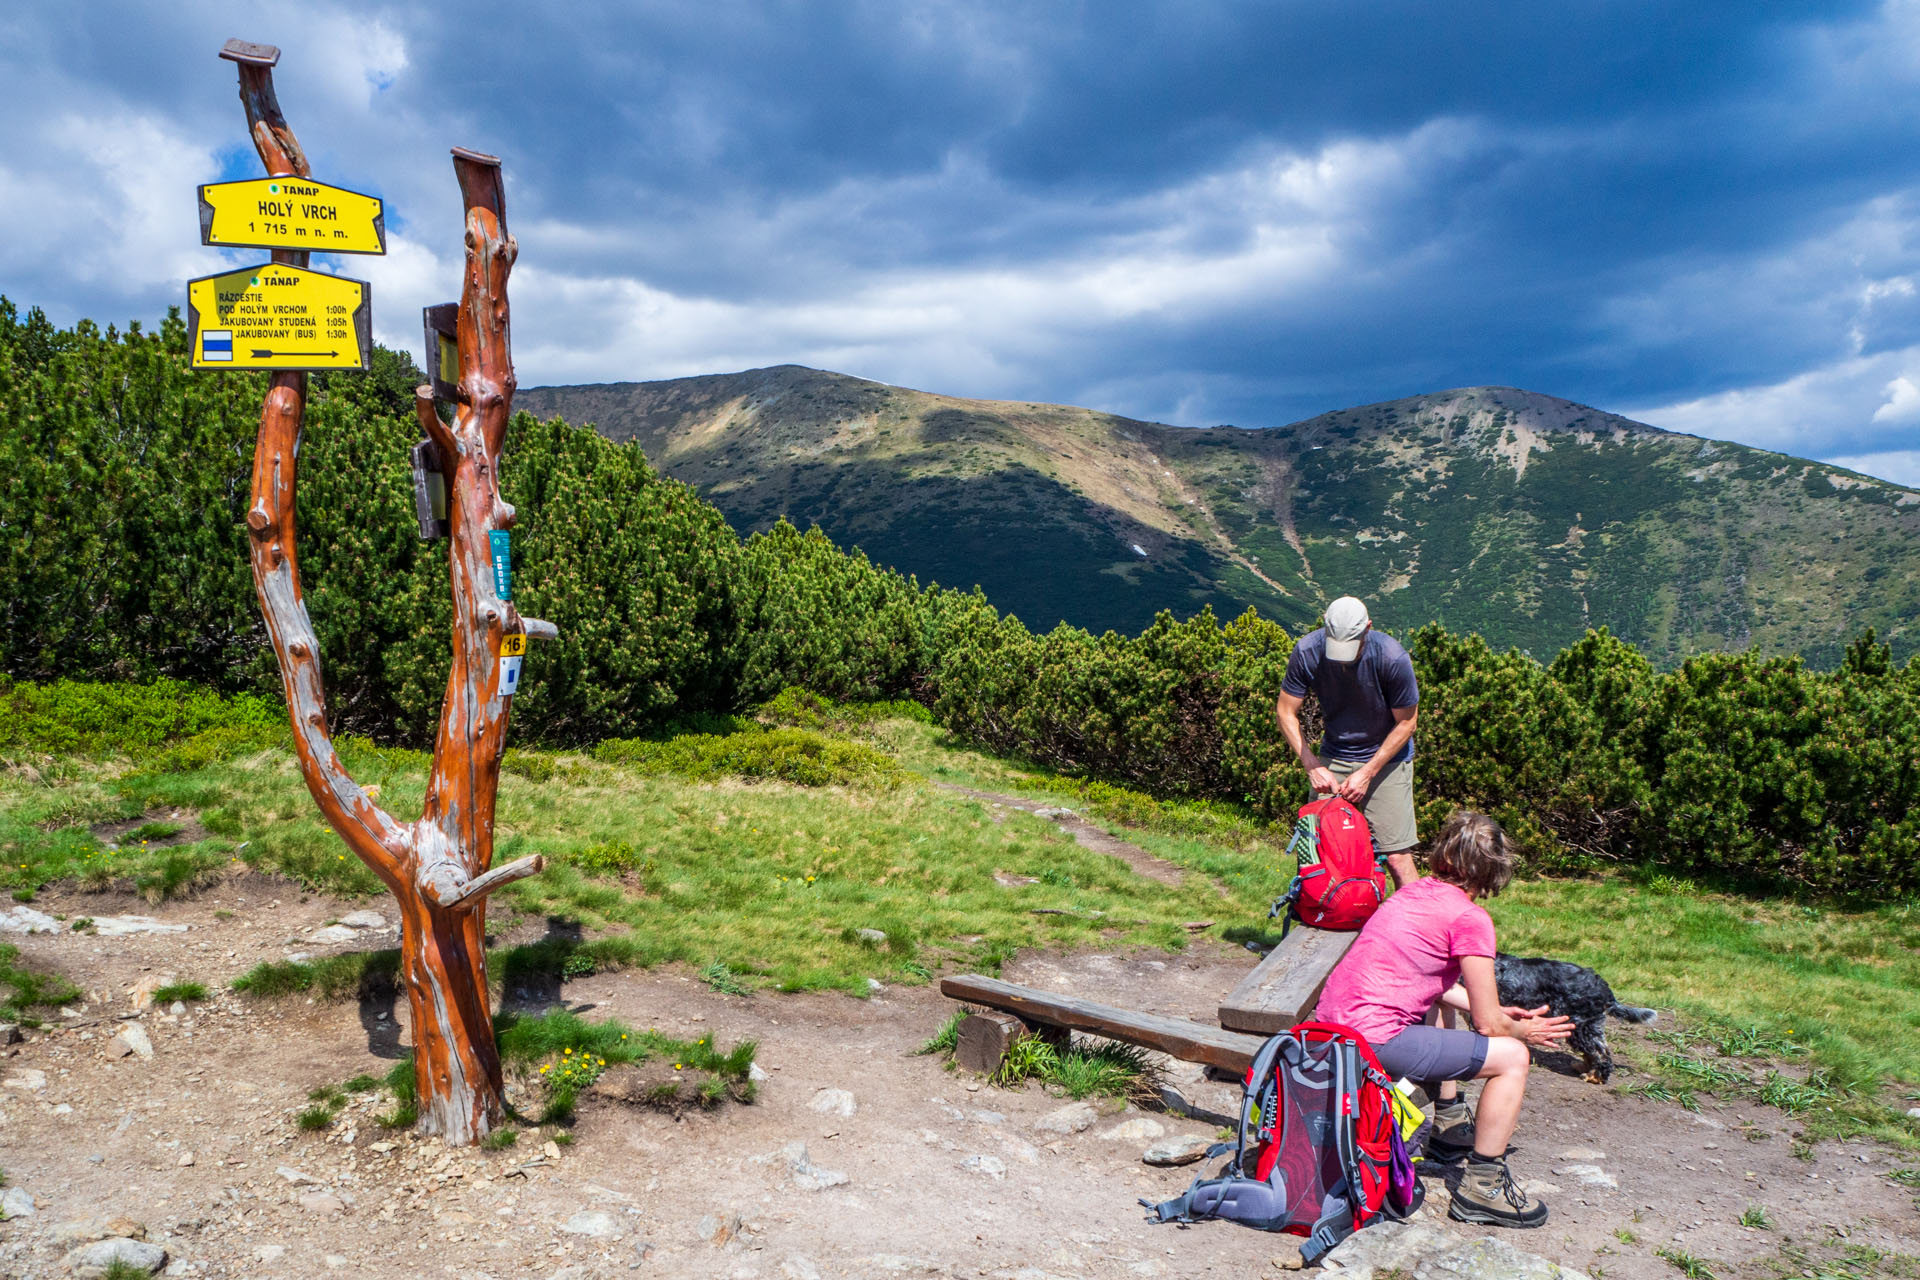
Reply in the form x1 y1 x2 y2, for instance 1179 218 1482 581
3 2 1917 484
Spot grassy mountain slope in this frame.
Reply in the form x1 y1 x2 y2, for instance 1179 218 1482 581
519 372 1920 663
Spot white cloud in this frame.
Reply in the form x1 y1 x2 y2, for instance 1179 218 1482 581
1871 374 1920 423
1629 344 1920 450
0 113 218 297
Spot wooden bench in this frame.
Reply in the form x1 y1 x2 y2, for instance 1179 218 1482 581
938 974 1267 1074
938 923 1355 1077
1217 925 1355 1035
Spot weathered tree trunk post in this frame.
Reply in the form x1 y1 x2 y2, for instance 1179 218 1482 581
225 41 550 1145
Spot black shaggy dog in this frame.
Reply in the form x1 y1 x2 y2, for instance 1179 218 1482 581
1494 954 1658 1083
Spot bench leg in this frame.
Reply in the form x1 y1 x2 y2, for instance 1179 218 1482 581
953 1010 1068 1074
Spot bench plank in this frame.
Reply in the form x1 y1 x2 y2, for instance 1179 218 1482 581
1217 926 1356 1035
940 974 1267 1073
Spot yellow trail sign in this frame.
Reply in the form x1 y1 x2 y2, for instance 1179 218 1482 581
198 177 386 254
187 262 372 371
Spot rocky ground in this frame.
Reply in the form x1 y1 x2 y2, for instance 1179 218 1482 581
2 878 1917 1280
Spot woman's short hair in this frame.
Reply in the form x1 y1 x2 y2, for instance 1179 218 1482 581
1428 810 1515 898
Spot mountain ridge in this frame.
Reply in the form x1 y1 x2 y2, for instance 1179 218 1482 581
517 368 1920 664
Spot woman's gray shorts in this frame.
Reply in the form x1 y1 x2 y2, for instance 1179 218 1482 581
1371 1025 1489 1085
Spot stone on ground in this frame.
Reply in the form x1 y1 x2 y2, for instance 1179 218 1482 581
561 1210 622 1238
1559 1164 1618 1188
129 974 176 1010
1033 1100 1098 1134
306 924 359 944
1099 1116 1165 1143
0 1186 33 1218
0 905 58 933
807 1087 857 1116
960 1153 1007 1179
756 1140 848 1191
108 1022 154 1060
1321 1219 1590 1279
336 909 388 930
89 915 188 936
1143 1133 1215 1166
62 1237 167 1277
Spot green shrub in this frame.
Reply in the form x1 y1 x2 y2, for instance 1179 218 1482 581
0 678 279 758
733 522 926 704
1410 625 1646 870
501 749 558 783
1638 650 1920 893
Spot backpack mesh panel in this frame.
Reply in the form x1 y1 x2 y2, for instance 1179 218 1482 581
1252 1038 1347 1233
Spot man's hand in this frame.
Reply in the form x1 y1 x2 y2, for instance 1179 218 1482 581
1307 765 1340 795
1334 767 1376 802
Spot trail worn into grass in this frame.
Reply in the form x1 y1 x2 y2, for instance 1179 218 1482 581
937 782 1199 891
1 885 1917 1280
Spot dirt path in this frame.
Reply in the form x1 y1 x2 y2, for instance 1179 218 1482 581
1 882 1916 1280
936 785 1195 891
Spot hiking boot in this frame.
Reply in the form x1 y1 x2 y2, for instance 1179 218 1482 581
1426 1098 1475 1161
1448 1156 1549 1228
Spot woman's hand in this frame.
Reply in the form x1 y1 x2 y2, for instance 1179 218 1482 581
1509 1012 1575 1049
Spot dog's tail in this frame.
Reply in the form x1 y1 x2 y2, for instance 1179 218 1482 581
1609 1002 1658 1024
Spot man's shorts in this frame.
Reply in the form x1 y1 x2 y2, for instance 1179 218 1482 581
1371 1025 1489 1085
1323 757 1417 853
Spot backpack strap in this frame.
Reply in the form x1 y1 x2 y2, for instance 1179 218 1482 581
1238 1032 1292 1149
1298 1182 1355 1265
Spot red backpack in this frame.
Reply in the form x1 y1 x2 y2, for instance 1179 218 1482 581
1142 1021 1422 1263
1273 796 1385 937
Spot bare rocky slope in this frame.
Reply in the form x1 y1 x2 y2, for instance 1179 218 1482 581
519 371 1920 663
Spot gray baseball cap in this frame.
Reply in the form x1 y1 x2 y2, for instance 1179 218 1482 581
1323 596 1370 662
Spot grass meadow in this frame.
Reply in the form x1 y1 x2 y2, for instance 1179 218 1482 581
2 693 1917 1145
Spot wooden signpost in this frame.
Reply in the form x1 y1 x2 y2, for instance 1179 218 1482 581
199 38 551 1145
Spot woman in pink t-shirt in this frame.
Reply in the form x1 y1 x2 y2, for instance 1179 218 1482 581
1316 810 1571 1229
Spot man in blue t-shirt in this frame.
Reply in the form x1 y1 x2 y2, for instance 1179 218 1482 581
1275 596 1422 888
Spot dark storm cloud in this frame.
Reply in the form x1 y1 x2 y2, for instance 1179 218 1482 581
2 1 1917 482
